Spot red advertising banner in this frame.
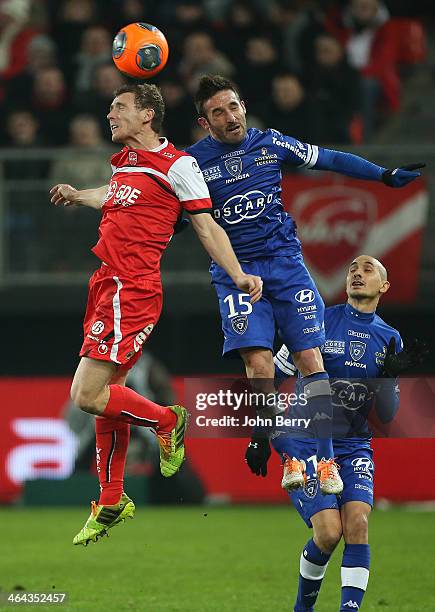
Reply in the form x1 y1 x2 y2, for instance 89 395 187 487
1 377 435 504
281 175 428 303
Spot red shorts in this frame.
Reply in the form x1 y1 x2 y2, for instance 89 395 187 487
80 264 162 372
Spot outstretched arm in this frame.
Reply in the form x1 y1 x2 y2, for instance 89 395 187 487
190 212 263 303
50 184 109 210
315 148 425 187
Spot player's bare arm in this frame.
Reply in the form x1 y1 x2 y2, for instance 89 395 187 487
50 184 109 209
190 212 263 303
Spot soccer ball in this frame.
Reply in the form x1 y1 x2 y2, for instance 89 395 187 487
112 23 169 79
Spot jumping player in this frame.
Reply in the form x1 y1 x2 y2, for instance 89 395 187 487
187 74 424 494
251 255 426 611
50 83 262 546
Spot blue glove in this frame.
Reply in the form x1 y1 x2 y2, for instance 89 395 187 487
382 163 425 188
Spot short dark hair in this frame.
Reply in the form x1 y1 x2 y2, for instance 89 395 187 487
113 83 165 133
194 74 241 117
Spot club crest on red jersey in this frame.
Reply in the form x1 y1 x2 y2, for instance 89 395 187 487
128 151 138 165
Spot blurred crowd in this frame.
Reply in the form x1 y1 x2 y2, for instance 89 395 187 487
0 0 428 165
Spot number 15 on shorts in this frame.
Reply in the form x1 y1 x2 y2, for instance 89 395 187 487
223 293 253 318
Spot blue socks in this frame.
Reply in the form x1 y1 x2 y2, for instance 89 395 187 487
340 544 370 611
300 372 334 460
294 538 331 611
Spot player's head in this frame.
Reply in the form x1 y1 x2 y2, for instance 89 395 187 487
195 75 247 145
346 254 390 308
107 83 165 145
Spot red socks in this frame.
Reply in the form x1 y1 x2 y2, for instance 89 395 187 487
96 385 176 505
103 384 176 432
95 417 130 506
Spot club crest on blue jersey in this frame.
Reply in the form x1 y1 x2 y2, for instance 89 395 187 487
304 478 318 499
349 341 366 361
224 157 243 178
231 315 248 334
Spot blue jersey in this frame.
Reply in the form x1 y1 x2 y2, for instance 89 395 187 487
274 302 403 440
186 128 320 260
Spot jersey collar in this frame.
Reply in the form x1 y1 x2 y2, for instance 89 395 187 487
149 137 168 152
124 137 168 153
344 302 375 323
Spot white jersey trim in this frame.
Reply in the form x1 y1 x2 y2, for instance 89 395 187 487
111 165 173 187
149 137 168 152
110 276 123 364
299 144 319 169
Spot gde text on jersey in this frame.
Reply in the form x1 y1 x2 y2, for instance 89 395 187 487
213 190 274 224
113 183 142 207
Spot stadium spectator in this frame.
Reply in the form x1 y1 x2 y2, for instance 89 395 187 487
45 114 110 273
50 0 100 80
0 0 36 102
111 0 153 26
325 0 400 140
216 0 265 64
263 73 314 142
5 34 58 109
160 77 197 146
73 25 113 94
153 0 212 62
269 0 326 75
74 63 127 141
3 110 48 179
307 33 362 144
50 115 112 188
178 31 235 93
236 36 282 116
3 109 49 273
31 66 71 145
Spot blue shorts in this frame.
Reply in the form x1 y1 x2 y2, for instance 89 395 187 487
211 254 325 357
272 437 374 527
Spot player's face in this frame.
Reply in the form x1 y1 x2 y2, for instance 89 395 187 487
107 92 151 145
199 90 247 144
346 256 389 301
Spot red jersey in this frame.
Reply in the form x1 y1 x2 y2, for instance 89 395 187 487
92 138 212 278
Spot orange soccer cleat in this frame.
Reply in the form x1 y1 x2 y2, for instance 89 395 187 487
281 455 307 491
317 458 343 495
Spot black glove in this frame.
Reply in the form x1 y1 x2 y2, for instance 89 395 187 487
382 337 429 378
245 437 271 477
382 163 425 188
174 215 189 234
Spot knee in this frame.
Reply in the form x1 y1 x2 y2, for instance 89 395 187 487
70 384 100 415
315 525 342 554
343 513 369 544
241 350 274 378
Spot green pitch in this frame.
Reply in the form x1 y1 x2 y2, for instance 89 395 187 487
0 506 433 611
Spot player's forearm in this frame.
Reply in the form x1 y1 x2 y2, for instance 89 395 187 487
316 148 386 181
74 185 109 209
196 221 245 283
